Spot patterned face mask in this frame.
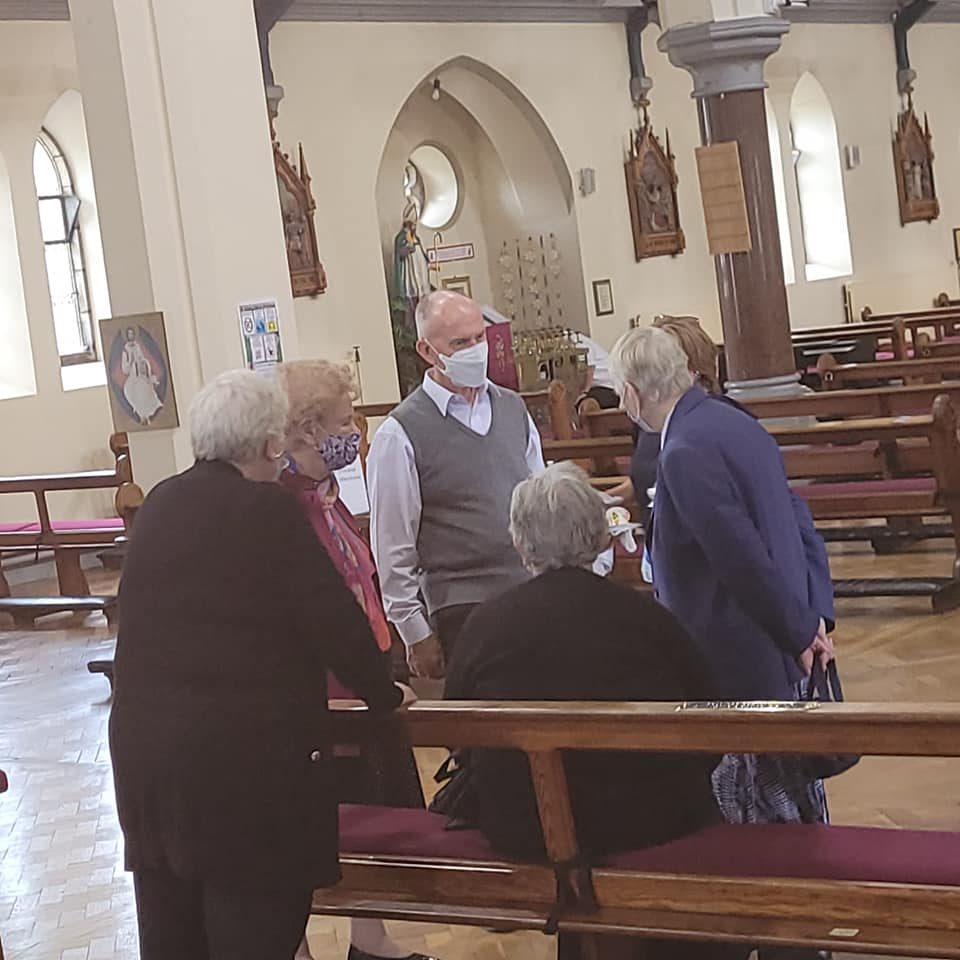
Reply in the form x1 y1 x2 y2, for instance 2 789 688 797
315 431 361 473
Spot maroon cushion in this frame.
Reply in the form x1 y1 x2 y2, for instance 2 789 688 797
339 804 507 861
603 823 960 887
0 522 37 533
50 518 124 531
793 477 936 499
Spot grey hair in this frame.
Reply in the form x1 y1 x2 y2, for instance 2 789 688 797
414 290 444 339
510 462 609 575
189 369 289 465
609 325 695 403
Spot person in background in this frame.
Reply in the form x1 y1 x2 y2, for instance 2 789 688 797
609 329 835 833
277 360 433 960
110 370 405 960
572 331 619 410
444 462 746 960
368 290 545 680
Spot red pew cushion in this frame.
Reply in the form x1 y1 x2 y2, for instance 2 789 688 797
0 518 123 534
603 823 960 887
793 476 936 500
339 804 506 861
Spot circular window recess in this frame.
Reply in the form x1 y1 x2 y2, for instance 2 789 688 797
409 144 459 230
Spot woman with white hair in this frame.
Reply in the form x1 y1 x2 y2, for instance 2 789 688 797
443 464 717 845
110 369 405 960
609 327 835 830
276 359 435 960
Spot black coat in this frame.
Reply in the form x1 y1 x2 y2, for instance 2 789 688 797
444 567 721 861
110 460 401 889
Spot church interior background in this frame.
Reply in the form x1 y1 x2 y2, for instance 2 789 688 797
3 3 960 957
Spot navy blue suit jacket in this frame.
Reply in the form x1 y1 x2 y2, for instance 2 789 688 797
650 388 835 700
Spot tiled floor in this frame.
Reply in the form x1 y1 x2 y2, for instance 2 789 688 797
2 542 960 959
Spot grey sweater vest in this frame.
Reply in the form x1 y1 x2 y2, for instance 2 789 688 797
391 383 532 616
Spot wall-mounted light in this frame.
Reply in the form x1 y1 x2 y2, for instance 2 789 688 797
578 168 596 197
432 78 441 102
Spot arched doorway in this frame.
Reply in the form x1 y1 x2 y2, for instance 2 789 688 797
376 57 589 396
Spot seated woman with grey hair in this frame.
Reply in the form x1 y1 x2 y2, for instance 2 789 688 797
110 369 405 960
443 463 745 959
443 464 720 852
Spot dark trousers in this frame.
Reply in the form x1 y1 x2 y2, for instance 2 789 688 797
433 603 479 668
133 868 312 960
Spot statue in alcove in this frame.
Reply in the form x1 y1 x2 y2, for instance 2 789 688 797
392 200 432 301
390 198 434 396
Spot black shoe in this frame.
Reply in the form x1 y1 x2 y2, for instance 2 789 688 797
347 947 438 960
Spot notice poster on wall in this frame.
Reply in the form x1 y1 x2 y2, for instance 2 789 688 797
239 299 283 373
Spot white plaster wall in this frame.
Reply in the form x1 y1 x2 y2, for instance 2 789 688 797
3 16 960 513
0 23 115 523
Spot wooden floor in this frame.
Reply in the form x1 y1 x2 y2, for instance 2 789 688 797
1 543 959 960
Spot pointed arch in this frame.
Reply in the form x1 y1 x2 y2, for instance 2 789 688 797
789 72 853 281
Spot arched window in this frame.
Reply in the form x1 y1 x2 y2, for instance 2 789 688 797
33 129 95 364
789 73 853 282
765 94 795 285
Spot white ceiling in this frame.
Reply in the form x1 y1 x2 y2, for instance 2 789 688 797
3 0 960 23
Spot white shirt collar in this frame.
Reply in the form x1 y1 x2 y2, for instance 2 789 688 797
421 371 490 417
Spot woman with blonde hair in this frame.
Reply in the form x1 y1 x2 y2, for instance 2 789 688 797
276 360 434 960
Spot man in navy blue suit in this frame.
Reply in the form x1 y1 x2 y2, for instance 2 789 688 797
609 326 834 702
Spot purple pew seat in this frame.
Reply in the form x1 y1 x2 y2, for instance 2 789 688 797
0 518 123 534
794 476 936 500
604 822 960 887
339 805 505 861
338 806 960 887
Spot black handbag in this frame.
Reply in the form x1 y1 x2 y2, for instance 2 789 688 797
801 658 860 780
427 750 480 830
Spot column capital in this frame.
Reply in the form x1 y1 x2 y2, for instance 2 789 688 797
657 16 789 98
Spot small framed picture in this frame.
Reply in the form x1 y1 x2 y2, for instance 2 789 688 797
953 227 960 264
593 279 615 317
442 275 473 299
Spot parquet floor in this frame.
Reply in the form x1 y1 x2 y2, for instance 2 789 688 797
1 544 959 960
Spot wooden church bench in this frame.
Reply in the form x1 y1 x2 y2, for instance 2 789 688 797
322 700 960 959
0 433 142 612
817 352 960 389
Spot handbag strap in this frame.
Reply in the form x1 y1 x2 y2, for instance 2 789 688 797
804 657 844 704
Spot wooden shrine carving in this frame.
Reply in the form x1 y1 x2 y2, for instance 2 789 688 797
274 136 327 297
893 99 939 226
625 111 685 261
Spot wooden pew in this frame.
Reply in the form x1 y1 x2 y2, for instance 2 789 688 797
355 381 573 473
0 433 142 624
553 398 960 610
818 353 960 389
323 700 960 959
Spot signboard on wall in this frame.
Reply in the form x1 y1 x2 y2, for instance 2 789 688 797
239 299 283 373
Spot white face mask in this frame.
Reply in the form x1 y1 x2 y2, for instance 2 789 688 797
624 386 658 434
431 339 489 389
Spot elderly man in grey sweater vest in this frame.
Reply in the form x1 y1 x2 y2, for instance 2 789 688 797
368 291 545 680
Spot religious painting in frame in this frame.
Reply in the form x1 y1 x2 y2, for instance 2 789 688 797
893 100 939 226
442 275 473 299
274 137 328 297
101 311 179 433
625 112 685 261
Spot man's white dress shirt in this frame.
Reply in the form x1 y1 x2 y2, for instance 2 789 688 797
368 374 545 647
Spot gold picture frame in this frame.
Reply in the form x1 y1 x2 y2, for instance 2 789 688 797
442 275 473 299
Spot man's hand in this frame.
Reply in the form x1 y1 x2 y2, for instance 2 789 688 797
799 618 835 675
407 634 445 680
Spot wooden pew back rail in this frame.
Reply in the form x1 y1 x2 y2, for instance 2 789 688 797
321 702 960 958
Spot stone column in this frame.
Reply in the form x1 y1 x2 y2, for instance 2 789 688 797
69 0 299 489
659 16 798 397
